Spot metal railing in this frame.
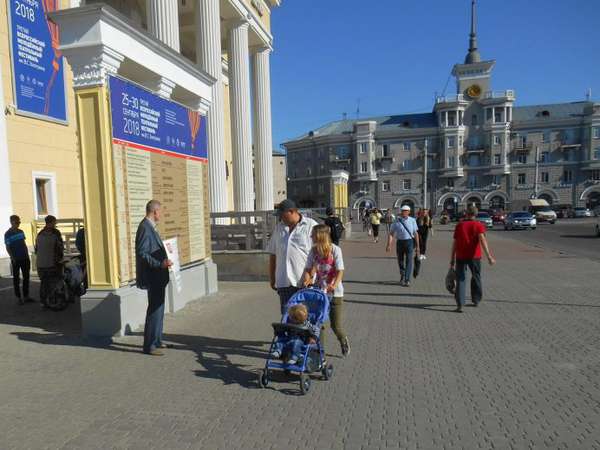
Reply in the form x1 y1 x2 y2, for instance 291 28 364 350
33 218 84 256
484 90 515 99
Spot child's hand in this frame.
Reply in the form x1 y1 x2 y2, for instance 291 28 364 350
308 337 316 344
327 283 335 293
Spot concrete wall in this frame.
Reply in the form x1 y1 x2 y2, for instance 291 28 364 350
212 251 269 281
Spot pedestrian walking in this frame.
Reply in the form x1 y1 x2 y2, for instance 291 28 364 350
363 209 371 234
35 215 64 308
323 206 345 246
386 205 420 287
4 215 33 305
267 199 318 314
370 209 382 243
302 224 350 357
384 209 395 235
135 200 172 356
450 204 496 313
417 209 433 259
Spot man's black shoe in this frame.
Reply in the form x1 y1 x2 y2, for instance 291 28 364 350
17 297 24 305
455 306 463 313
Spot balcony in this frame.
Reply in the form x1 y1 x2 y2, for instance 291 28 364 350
486 165 511 176
435 94 466 104
465 146 487 154
558 142 582 151
511 142 533 153
483 90 515 100
439 167 464 178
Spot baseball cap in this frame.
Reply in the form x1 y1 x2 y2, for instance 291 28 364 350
274 199 297 216
400 205 411 211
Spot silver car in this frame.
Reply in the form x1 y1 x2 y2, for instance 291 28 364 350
504 212 537 230
475 212 493 228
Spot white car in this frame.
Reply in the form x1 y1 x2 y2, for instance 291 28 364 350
573 207 592 218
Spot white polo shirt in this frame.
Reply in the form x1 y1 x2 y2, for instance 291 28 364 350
267 215 318 289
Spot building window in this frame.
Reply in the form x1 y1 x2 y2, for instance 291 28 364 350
448 156 456 168
360 161 368 173
493 135 501 146
542 131 550 143
318 183 325 194
494 109 502 123
563 170 573 184
306 167 312 176
403 179 411 190
494 154 501 165
403 142 411 151
540 172 549 183
402 160 411 170
594 127 600 139
360 143 368 154
468 175 477 188
492 175 502 185
517 153 527 164
471 114 478 126
486 108 492 122
468 154 480 167
446 178 454 188
447 137 455 149
594 148 600 160
518 173 526 185
540 151 549 163
382 144 390 157
591 170 600 181
447 111 457 126
306 185 312 194
382 181 390 192
33 172 57 219
319 163 326 173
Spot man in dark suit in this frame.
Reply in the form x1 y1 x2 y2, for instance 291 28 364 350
135 200 172 356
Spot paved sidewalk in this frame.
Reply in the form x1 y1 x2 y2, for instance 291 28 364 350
1 227 600 449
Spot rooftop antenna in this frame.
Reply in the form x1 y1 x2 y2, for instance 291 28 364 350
342 112 347 120
356 98 361 120
586 88 592 101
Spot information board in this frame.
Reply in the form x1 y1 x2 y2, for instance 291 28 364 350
7 0 67 122
108 76 210 284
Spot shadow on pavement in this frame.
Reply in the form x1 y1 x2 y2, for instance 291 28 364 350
345 298 454 313
559 234 598 239
346 291 454 300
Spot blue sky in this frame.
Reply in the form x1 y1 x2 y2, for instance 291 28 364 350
269 0 600 148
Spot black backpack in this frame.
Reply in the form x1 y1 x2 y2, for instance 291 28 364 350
326 217 344 242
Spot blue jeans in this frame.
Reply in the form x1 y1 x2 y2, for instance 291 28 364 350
455 259 482 306
143 284 166 353
396 239 414 282
273 337 304 361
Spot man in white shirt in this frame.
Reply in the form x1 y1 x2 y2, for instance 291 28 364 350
386 205 420 287
267 199 318 314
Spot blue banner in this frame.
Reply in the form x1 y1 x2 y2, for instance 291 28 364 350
109 76 208 161
8 0 67 122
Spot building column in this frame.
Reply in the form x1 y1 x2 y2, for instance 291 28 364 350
252 47 274 211
146 0 180 52
195 0 228 215
0 58 13 258
228 20 254 211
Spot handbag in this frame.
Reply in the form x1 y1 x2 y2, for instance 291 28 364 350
445 267 456 294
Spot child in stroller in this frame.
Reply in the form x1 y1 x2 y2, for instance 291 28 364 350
259 288 333 394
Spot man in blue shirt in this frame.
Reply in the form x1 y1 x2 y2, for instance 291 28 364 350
386 205 421 287
4 215 32 304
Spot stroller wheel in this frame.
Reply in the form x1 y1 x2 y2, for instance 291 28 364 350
299 373 311 395
259 369 269 388
321 363 334 381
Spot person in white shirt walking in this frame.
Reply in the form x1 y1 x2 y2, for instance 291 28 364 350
386 205 420 287
267 199 318 314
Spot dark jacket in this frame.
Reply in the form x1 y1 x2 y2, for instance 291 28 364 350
35 227 63 269
135 218 169 290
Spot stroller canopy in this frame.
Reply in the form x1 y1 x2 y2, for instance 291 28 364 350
285 288 330 326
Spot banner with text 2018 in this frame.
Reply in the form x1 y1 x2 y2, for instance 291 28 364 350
8 0 67 123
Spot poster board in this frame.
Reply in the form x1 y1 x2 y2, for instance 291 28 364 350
108 76 210 285
6 0 67 123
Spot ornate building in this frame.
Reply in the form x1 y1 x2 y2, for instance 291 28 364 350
284 1 600 215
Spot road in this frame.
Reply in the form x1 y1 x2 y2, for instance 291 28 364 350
487 217 600 262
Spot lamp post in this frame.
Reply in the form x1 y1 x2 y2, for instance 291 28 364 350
532 145 540 199
423 138 428 209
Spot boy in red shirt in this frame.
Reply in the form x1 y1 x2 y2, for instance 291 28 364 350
450 205 496 313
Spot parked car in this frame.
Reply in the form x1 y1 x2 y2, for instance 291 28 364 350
528 199 556 224
570 207 592 218
593 206 600 217
504 212 537 230
491 210 506 223
475 212 493 228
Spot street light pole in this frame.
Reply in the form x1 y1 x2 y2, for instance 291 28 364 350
423 138 428 209
533 145 540 199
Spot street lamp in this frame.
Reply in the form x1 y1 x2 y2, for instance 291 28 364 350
423 138 428 209
533 145 540 199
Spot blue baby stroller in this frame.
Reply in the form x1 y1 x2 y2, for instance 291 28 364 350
259 288 334 394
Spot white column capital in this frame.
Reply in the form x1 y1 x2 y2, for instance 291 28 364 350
250 44 273 55
141 75 176 98
68 46 124 89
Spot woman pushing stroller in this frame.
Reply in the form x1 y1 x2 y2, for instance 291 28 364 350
302 224 350 357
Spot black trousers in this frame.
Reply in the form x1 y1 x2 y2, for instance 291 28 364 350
418 228 429 255
11 259 30 298
455 259 482 306
143 284 167 353
38 267 61 304
372 224 380 238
